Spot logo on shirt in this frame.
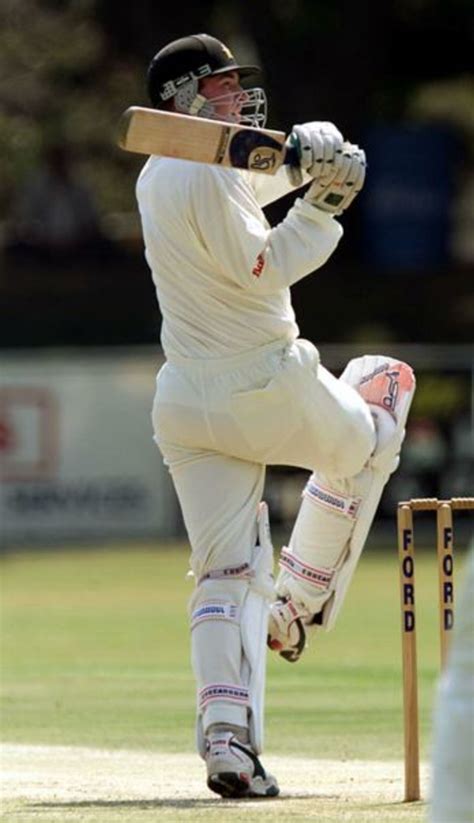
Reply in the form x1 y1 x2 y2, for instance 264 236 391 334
252 252 265 277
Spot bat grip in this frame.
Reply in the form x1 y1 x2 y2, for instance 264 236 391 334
283 141 300 168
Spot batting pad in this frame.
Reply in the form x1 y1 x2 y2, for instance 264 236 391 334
323 356 415 628
240 501 275 753
276 356 416 630
193 502 275 756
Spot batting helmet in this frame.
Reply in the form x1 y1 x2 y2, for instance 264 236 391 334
147 33 261 108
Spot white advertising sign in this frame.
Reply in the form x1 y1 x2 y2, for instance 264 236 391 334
0 349 180 546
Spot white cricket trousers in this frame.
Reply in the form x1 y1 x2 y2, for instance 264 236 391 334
152 338 376 733
152 338 375 576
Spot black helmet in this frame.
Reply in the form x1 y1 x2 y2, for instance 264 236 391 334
147 33 261 107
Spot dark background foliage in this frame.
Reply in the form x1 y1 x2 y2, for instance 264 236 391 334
1 0 473 348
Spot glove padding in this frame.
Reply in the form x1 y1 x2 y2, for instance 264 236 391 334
303 142 366 215
287 121 345 187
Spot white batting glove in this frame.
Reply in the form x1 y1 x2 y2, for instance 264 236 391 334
287 121 345 187
303 141 367 215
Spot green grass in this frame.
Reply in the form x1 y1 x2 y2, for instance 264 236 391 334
1 540 465 822
1 542 448 758
1 544 195 752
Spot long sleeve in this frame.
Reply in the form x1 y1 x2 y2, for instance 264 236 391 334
136 156 341 358
188 166 343 295
244 163 312 208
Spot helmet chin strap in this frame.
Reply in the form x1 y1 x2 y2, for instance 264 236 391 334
188 94 209 116
173 79 267 128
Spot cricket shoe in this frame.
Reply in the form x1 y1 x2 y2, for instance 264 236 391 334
205 729 279 798
267 597 322 662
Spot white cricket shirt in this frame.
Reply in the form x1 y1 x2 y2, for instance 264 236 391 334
136 157 343 359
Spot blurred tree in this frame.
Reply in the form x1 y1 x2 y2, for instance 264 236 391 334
2 0 473 222
95 0 217 61
0 0 143 217
96 0 474 131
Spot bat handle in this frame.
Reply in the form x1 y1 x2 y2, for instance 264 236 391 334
283 141 300 169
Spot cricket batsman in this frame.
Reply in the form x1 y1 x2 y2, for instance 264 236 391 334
135 33 416 798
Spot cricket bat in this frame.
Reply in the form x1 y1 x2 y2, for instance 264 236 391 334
116 107 299 175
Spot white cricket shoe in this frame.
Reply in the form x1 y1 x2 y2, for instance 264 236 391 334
205 729 279 798
267 597 322 662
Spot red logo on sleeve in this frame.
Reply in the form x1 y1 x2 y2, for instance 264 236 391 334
252 252 265 277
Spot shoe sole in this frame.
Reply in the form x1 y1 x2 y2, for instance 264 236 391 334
207 771 279 799
207 772 250 798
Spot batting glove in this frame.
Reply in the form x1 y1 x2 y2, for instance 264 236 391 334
304 141 367 215
287 121 345 187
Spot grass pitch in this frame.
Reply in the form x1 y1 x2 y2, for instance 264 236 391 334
1 538 460 821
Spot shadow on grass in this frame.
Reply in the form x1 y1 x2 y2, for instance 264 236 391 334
368 800 426 810
29 792 337 810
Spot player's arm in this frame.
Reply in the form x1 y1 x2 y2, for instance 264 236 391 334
244 164 310 208
187 165 343 294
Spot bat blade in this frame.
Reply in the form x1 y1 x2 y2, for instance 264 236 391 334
116 107 297 175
